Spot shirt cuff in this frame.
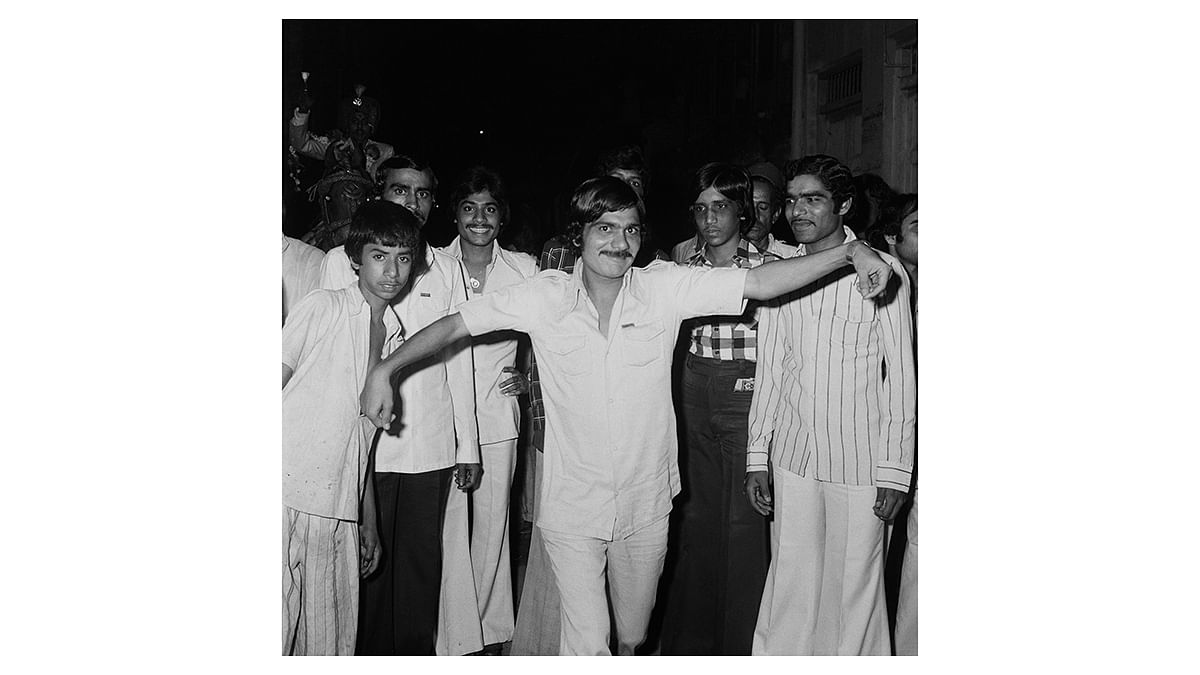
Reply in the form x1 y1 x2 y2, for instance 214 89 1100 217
746 444 770 473
875 462 913 493
291 109 310 125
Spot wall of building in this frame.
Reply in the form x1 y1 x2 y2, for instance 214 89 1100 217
795 19 918 192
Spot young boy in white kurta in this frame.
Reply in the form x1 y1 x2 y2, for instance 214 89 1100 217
281 201 422 655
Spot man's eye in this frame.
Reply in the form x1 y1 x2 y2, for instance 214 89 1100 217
417 190 431 199
486 206 497 214
399 256 411 263
627 226 642 236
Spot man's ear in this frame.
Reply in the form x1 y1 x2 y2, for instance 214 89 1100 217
837 196 853 217
885 234 897 247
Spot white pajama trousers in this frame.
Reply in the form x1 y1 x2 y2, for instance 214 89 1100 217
752 468 890 655
540 515 670 655
471 438 519 646
894 492 918 655
282 506 359 655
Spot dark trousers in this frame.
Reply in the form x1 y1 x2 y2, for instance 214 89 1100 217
662 355 770 655
356 467 453 655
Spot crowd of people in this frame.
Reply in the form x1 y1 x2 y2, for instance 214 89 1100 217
282 87 920 657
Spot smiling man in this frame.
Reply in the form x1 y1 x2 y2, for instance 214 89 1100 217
745 154 916 655
357 176 895 655
437 166 538 652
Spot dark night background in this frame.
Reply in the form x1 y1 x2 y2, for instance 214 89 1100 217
283 19 799 253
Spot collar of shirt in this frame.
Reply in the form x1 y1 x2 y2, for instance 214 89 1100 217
558 262 649 321
282 234 289 254
795 225 857 256
444 236 513 277
684 238 762 269
344 279 405 340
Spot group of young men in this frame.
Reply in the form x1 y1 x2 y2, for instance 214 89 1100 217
282 102 920 656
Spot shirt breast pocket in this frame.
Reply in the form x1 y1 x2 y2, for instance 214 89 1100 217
828 311 873 353
622 321 665 367
544 335 590 377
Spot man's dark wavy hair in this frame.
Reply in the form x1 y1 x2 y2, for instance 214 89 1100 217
448 166 510 226
564 176 647 256
783 154 856 217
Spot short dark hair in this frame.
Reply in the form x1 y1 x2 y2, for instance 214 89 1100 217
448 166 510 225
693 162 755 235
867 193 917 249
373 154 439 198
784 154 856 216
596 145 649 186
345 201 426 277
564 176 647 255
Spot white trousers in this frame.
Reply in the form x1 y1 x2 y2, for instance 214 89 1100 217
894 492 918 655
471 438 519 646
282 506 359 655
541 516 670 655
752 468 890 655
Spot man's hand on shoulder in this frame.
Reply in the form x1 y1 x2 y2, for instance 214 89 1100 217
847 241 893 300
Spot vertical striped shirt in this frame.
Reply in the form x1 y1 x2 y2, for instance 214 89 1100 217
681 238 782 361
746 227 916 492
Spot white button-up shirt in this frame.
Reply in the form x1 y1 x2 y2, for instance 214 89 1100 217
457 261 748 539
283 282 404 520
439 238 539 445
320 245 480 473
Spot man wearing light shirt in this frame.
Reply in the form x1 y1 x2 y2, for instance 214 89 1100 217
745 155 915 656
319 153 481 655
358 176 896 655
438 166 538 651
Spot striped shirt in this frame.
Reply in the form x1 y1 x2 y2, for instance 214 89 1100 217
681 239 781 361
746 227 916 492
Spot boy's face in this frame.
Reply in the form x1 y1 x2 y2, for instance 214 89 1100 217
579 207 642 280
353 243 414 305
785 173 850 250
380 168 435 225
691 186 742 250
455 189 503 249
608 169 645 199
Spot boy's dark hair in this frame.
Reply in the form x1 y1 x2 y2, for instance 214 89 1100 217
783 154 856 217
693 162 755 235
449 166 510 226
564 176 647 255
373 153 439 197
867 193 918 249
346 201 426 277
596 145 649 188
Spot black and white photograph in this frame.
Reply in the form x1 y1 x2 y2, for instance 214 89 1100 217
281 18 918 656
8 5 1199 671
